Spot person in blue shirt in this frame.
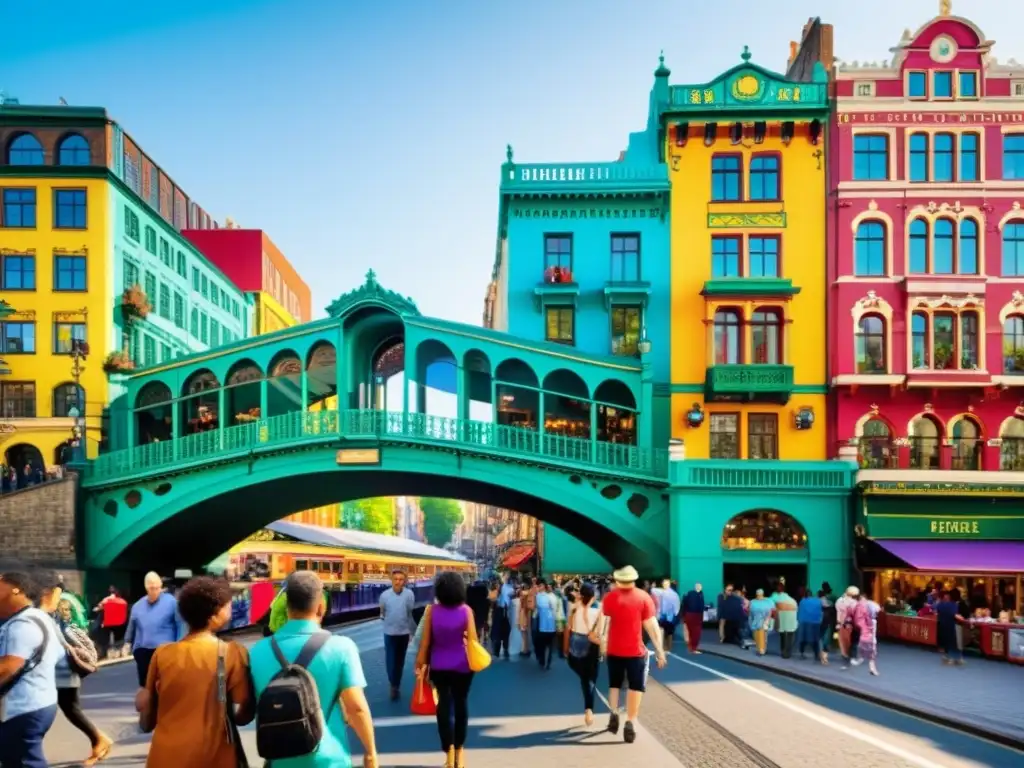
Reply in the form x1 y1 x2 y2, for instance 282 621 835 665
123 571 185 689
0 569 65 768
797 588 825 662
251 570 378 768
491 573 516 660
533 580 558 669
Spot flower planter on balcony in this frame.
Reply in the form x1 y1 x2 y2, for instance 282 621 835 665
534 268 580 310
120 285 152 323
102 351 135 374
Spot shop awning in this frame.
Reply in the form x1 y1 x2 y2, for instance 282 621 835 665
502 545 536 569
873 540 1024 574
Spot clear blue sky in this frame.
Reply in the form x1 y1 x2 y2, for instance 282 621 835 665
8 0 1020 325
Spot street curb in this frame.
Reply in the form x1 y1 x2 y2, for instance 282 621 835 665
697 647 1024 753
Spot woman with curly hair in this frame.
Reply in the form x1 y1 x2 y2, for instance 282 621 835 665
136 576 255 768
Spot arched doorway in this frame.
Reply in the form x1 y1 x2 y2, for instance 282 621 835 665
909 414 942 469
4 443 45 486
135 382 173 444
371 339 404 411
721 509 808 596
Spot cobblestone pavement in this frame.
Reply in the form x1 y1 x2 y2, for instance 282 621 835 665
695 628 1024 743
654 647 1023 768
44 620 1024 767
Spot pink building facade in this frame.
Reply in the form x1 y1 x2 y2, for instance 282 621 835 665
828 10 1024 473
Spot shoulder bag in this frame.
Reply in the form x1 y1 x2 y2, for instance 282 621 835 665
568 605 602 659
61 623 98 678
464 606 491 672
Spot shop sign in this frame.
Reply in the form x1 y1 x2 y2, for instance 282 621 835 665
865 515 1024 540
892 615 934 644
838 112 1024 125
336 448 380 465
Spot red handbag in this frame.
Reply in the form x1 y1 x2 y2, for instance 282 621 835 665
410 670 437 716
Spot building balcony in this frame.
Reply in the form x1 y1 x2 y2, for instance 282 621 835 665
603 280 652 310
844 435 1024 474
704 363 795 402
501 161 669 196
533 271 580 309
701 277 800 300
706 200 786 230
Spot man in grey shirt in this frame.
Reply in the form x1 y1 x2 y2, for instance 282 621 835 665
379 570 415 700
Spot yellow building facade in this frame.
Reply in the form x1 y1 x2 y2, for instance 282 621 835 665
664 50 831 460
1 177 109 465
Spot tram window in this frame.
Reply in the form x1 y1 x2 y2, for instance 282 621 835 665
331 562 341 573
296 559 308 571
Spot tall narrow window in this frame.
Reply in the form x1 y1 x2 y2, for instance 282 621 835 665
750 309 781 364
909 134 929 182
933 218 955 274
53 322 86 354
1002 221 1024 276
933 71 953 98
713 310 741 364
1003 316 1024 373
610 234 640 282
711 236 741 277
909 218 929 273
749 155 780 201
1005 135 1024 180
856 315 886 373
544 307 574 345
960 133 979 181
908 71 927 99
748 237 779 277
959 218 978 274
961 311 979 369
747 414 778 459
958 71 978 99
933 313 956 370
854 221 886 276
709 413 740 459
934 134 955 182
543 234 572 280
610 306 641 356
912 312 929 369
711 155 742 201
853 135 889 181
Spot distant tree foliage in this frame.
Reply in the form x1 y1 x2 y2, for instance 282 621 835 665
420 497 464 547
343 498 395 535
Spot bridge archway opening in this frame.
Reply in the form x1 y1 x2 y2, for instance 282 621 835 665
135 382 173 444
721 509 809 595
345 307 403 410
306 342 337 410
495 358 539 429
414 339 457 416
595 380 638 444
371 339 404 411
463 349 492 421
180 370 220 436
4 443 44 477
225 360 262 426
542 369 590 438
266 351 302 418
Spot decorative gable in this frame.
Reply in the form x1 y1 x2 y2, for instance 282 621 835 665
325 270 420 319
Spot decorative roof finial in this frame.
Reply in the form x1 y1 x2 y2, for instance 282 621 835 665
655 49 670 77
506 144 513 163
741 45 752 62
939 0 951 16
365 269 377 286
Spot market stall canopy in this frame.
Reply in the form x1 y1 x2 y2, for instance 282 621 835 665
503 544 536 569
873 540 1024 574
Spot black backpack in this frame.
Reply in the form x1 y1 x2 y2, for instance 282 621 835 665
255 631 333 760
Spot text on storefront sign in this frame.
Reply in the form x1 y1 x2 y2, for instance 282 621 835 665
930 520 980 535
838 112 1024 125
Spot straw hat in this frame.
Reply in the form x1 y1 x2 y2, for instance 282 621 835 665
846 586 860 597
612 565 639 584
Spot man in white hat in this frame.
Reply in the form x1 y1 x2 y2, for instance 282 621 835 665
596 565 666 744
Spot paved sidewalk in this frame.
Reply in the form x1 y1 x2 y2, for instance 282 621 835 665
694 628 1024 744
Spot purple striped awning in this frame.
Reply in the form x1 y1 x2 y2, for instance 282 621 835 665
874 540 1024 574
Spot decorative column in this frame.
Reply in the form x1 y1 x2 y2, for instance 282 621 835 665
456 363 466 441
171 400 180 461
217 388 226 450
259 379 268 422
300 368 309 411
589 401 598 460
638 335 654 449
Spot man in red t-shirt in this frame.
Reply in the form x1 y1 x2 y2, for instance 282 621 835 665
598 565 666 743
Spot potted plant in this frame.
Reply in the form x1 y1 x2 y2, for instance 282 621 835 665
102 350 135 373
543 266 573 284
121 284 151 322
933 342 954 370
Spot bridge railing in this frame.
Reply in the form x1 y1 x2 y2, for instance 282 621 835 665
83 409 669 485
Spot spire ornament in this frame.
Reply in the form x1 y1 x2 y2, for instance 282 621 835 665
939 0 951 16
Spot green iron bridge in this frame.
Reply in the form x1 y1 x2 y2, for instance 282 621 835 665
80 272 671 576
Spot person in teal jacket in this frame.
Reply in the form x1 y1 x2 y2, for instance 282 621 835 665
267 581 329 633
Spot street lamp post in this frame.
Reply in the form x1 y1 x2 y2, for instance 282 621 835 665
68 314 90 463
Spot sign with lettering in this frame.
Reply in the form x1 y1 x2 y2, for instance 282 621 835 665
838 112 1024 125
864 514 1024 540
336 448 380 465
511 206 663 220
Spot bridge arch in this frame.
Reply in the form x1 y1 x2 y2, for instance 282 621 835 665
82 445 669 577
225 359 263 426
306 342 337 408
180 369 220 436
135 381 173 444
266 350 302 418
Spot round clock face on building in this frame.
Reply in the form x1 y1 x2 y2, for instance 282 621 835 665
930 35 958 63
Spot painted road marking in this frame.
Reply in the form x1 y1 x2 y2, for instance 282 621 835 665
667 652 948 768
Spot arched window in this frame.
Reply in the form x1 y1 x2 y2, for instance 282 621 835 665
951 416 982 471
911 312 929 369
856 315 886 373
1001 417 1024 471
750 308 781 364
57 134 90 166
909 415 941 469
933 218 955 274
1003 221 1024 277
959 218 978 274
52 383 84 418
1003 315 1024 373
960 311 979 369
7 134 44 165
854 221 886 276
933 133 955 183
859 418 895 469
713 310 741 364
721 510 807 551
909 219 929 273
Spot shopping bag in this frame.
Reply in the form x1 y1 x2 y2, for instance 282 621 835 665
410 671 437 716
467 637 492 672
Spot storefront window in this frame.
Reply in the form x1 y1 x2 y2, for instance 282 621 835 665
909 415 941 469
859 417 895 468
721 510 807 551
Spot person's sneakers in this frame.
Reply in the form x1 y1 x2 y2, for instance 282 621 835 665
607 712 620 735
623 720 636 744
